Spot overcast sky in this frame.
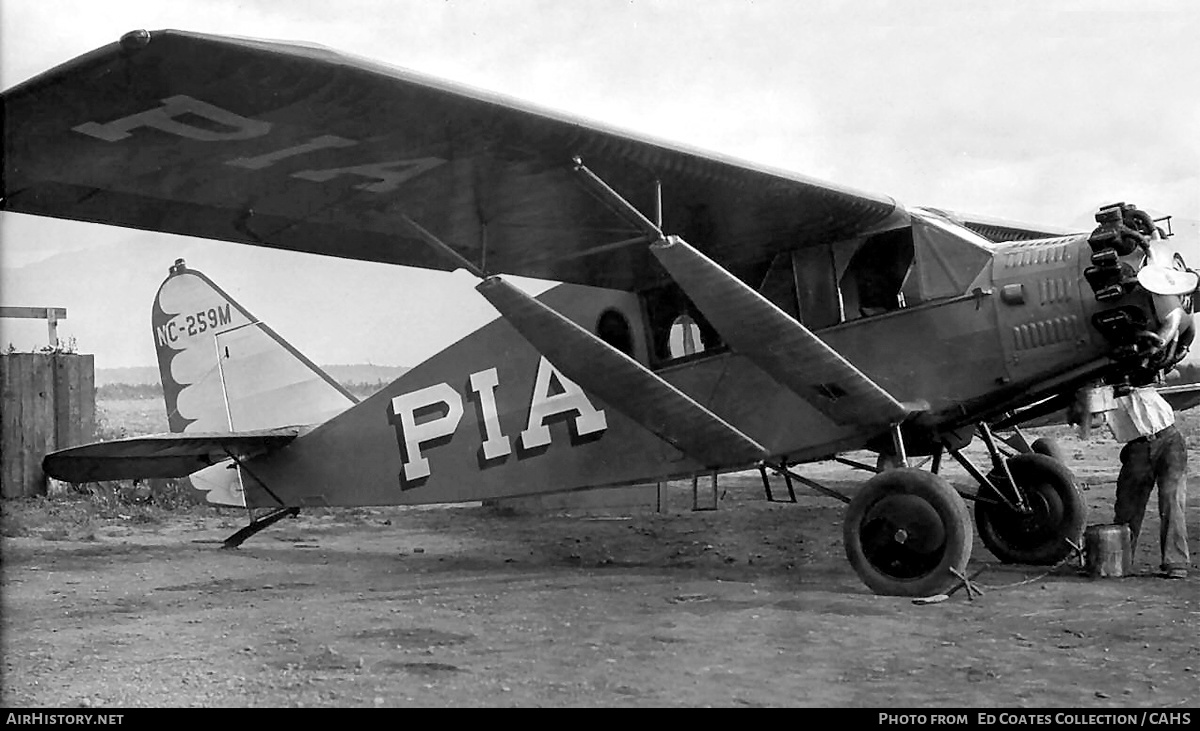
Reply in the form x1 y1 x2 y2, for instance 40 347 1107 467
2 0 1198 368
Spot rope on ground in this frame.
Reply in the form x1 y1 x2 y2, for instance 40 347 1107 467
961 537 1086 593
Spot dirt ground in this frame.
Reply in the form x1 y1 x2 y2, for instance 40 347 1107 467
2 425 1198 708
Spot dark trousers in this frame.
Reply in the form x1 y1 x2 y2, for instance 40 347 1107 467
1114 424 1190 570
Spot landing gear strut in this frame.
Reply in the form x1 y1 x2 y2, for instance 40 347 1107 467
841 421 1086 596
974 453 1086 565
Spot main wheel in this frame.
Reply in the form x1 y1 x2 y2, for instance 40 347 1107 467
844 468 972 597
1030 436 1066 463
975 453 1086 565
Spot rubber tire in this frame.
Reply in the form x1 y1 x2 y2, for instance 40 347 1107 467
1030 436 1066 463
975 453 1087 565
844 468 972 597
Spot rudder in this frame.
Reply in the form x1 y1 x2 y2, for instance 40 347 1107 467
152 258 356 504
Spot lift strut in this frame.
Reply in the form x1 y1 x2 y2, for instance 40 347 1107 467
571 157 664 240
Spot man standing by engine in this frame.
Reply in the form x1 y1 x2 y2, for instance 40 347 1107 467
1106 230 1194 579
1108 384 1190 578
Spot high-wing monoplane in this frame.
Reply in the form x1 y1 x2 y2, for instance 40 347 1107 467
6 30 1195 596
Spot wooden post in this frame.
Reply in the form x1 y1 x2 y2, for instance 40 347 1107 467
47 310 59 348
0 307 67 348
0 352 95 498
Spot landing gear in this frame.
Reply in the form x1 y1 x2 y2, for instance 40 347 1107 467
818 421 1084 595
222 506 301 549
975 453 1086 565
843 468 972 597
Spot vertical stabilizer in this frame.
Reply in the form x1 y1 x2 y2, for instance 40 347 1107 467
151 259 356 505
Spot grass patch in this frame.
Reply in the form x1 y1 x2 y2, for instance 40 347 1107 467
2 495 97 541
3 479 224 542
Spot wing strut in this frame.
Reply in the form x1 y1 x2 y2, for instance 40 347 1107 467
476 276 768 469
572 157 663 240
400 214 486 277
650 236 914 429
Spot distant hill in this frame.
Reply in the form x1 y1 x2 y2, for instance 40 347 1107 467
95 366 159 386
321 364 411 385
97 364 409 387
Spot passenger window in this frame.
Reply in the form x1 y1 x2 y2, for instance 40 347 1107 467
667 314 703 359
640 284 724 365
596 309 634 356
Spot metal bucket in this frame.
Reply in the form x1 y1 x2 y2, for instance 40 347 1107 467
1084 524 1132 578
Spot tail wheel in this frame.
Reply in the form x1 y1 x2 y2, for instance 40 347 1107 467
976 453 1087 565
844 468 972 597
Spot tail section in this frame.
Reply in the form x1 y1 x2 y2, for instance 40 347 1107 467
152 258 356 504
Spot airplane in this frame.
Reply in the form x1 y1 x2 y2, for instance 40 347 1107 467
5 29 1196 597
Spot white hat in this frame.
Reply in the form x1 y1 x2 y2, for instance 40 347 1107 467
1137 264 1199 296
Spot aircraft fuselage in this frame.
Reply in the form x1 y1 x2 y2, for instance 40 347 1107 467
241 227 1145 508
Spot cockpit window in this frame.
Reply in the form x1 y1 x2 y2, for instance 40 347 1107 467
834 214 992 320
770 212 994 328
905 212 993 301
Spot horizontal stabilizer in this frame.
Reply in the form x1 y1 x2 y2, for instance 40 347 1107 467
42 427 302 483
477 277 768 468
651 236 910 427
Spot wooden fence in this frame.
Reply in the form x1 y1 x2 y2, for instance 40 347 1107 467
1 353 95 498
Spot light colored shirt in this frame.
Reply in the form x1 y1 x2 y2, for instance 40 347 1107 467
1105 386 1175 443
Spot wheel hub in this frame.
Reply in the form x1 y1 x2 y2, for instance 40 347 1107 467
993 480 1065 543
860 494 947 579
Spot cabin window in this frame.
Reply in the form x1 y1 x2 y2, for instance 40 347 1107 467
667 314 703 359
596 309 634 356
640 283 724 365
838 228 915 319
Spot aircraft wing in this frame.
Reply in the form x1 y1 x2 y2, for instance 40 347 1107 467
955 213 1078 242
42 427 303 483
909 207 1078 243
2 29 907 291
